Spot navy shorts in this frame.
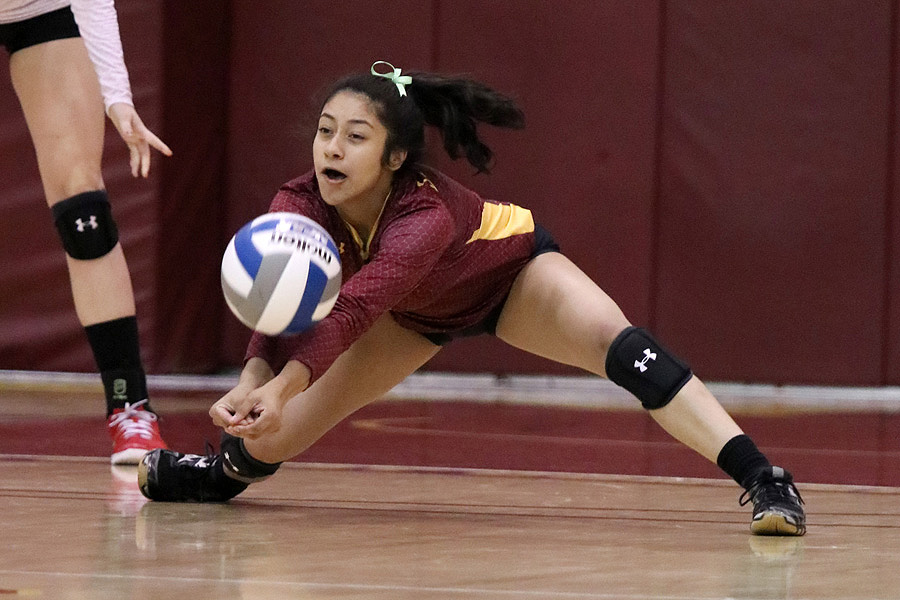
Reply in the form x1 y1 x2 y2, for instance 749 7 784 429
0 7 80 55
422 224 561 346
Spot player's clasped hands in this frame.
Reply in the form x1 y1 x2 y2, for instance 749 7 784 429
209 359 311 438
210 384 280 438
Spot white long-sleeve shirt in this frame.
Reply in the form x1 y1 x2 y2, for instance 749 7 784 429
1 0 133 112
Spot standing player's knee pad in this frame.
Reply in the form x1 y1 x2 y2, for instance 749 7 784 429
51 190 119 260
604 326 693 410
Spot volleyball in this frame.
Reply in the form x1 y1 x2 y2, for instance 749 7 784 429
221 212 342 335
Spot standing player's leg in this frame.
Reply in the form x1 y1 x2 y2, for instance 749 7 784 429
494 251 805 535
10 36 167 464
139 313 441 501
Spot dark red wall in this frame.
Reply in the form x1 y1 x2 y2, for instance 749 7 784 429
0 0 163 372
655 2 895 385
891 0 900 384
0 0 898 386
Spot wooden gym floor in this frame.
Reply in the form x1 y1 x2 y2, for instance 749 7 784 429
1 371 900 599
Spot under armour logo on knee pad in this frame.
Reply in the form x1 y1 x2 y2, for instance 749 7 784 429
635 348 657 372
606 327 692 410
75 216 98 232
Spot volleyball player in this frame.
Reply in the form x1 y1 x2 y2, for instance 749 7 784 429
1 0 171 463
140 62 805 535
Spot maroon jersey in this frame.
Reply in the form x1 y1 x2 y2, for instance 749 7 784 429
245 167 537 383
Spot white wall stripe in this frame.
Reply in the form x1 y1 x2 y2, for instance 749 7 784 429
2 369 899 412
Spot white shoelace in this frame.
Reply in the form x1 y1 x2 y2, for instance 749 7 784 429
108 399 158 440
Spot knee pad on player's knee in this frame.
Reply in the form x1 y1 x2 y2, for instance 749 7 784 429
220 433 281 484
605 326 693 410
51 190 119 260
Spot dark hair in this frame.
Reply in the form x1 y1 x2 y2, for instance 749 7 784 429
319 67 525 174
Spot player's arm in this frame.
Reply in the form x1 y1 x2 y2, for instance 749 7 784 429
70 0 172 176
285 203 455 383
69 0 132 111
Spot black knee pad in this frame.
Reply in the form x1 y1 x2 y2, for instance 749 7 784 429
51 190 119 260
220 433 282 484
605 326 693 410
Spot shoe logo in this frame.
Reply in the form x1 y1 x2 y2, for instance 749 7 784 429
75 216 98 232
635 348 657 372
223 451 239 473
178 455 210 468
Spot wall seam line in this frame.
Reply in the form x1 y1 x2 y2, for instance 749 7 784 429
649 0 669 332
883 0 898 385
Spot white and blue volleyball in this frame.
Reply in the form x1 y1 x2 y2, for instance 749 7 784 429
221 212 342 335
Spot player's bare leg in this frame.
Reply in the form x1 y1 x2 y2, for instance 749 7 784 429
495 252 805 535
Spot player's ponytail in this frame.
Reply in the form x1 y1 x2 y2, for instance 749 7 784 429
404 70 525 173
319 62 525 174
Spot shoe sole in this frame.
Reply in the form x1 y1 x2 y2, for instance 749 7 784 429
751 512 806 536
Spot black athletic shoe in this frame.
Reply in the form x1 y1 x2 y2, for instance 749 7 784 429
138 448 246 503
740 466 806 536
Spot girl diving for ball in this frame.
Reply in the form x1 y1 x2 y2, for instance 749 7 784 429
139 61 806 536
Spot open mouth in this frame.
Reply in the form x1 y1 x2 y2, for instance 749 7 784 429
322 168 347 182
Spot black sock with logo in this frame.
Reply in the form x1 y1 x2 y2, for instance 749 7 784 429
84 316 152 417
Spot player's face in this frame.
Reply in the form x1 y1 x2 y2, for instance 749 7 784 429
313 91 404 215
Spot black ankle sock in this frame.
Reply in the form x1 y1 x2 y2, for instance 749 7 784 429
716 434 771 488
211 459 251 498
220 433 282 483
84 316 152 416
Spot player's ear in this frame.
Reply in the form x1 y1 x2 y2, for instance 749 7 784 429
387 149 407 171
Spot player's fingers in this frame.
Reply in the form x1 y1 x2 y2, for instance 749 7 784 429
229 427 258 440
139 142 151 178
233 411 275 438
223 425 248 439
225 423 250 437
210 404 236 428
129 143 140 178
210 399 249 425
130 118 172 156
144 129 173 157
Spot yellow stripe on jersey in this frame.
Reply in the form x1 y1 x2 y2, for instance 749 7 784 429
466 202 535 243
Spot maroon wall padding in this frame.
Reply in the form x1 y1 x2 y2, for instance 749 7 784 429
422 0 663 375
154 1 231 373
890 1 900 386
655 2 893 385
1 1 898 386
0 1 163 372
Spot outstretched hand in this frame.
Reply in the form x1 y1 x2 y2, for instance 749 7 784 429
107 102 173 178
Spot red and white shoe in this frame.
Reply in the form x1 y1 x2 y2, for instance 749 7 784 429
108 399 169 465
